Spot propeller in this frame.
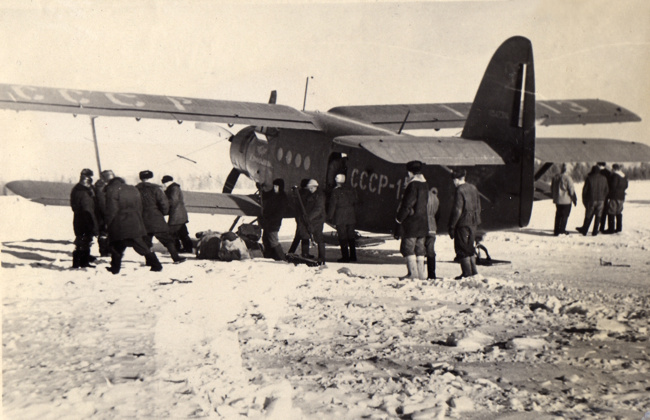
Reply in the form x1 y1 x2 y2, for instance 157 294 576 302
223 168 242 194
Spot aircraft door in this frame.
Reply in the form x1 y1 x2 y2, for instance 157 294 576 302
326 153 348 192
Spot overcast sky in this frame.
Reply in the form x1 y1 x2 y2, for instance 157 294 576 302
1 0 648 183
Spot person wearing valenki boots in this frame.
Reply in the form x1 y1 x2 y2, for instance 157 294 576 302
395 161 430 280
104 175 162 274
448 169 481 279
327 173 358 262
603 164 628 234
136 170 185 264
260 178 289 261
425 187 440 279
70 169 99 268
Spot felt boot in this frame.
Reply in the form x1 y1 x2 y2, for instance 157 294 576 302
146 253 163 272
349 242 357 262
470 255 479 276
107 253 122 274
338 245 350 262
79 249 95 268
416 256 427 280
455 257 472 279
427 257 436 280
272 245 286 261
71 250 82 268
616 214 623 232
401 255 418 280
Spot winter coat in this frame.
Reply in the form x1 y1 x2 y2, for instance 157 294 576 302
300 188 326 230
582 169 609 205
327 185 357 226
105 178 147 241
449 182 482 229
70 182 98 237
93 178 109 224
608 171 628 201
137 182 170 234
551 172 576 205
164 182 189 225
261 188 288 232
396 174 430 238
426 190 440 235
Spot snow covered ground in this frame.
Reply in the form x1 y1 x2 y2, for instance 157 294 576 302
2 182 649 419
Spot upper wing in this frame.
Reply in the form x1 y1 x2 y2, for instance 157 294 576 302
328 99 641 131
333 136 504 166
0 84 317 130
5 181 261 217
535 138 650 163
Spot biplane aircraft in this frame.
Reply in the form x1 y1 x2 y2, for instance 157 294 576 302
3 36 650 244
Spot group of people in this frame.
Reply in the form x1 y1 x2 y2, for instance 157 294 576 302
259 174 358 266
70 168 193 274
551 162 628 236
259 160 481 280
395 161 481 280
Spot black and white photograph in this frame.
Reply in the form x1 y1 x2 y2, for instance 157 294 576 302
1 1 649 418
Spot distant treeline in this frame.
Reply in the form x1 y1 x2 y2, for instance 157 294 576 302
537 162 650 183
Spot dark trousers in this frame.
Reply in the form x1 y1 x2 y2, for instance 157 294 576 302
336 224 356 261
425 234 436 279
109 237 161 273
146 231 182 261
553 204 572 235
454 225 476 259
580 201 605 234
169 223 193 251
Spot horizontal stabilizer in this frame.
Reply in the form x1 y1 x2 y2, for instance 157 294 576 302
333 136 504 165
328 99 640 131
0 83 317 130
5 180 261 217
536 138 650 163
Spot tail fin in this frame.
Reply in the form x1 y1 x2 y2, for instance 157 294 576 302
462 36 536 227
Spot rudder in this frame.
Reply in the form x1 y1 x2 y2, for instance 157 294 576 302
462 36 536 227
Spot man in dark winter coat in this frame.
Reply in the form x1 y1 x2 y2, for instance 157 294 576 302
162 175 194 253
425 186 440 279
577 165 609 236
604 164 628 233
104 176 163 273
136 170 185 263
597 162 612 233
296 179 327 264
448 169 481 279
327 173 358 262
70 169 99 268
94 169 115 257
395 160 429 280
260 178 289 261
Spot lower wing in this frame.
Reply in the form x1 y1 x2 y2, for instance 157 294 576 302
5 181 261 217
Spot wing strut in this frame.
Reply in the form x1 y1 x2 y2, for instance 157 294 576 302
90 116 103 173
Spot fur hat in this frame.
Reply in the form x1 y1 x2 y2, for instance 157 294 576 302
139 170 154 180
335 173 346 183
80 168 94 177
161 175 174 184
406 160 422 174
452 169 466 179
100 170 115 182
306 179 319 188
272 178 285 190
